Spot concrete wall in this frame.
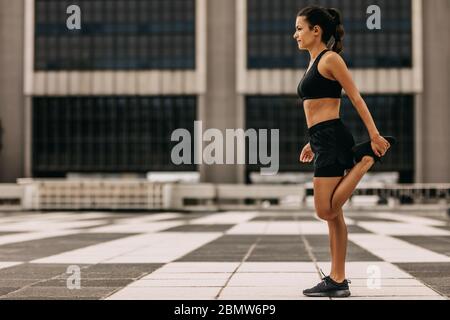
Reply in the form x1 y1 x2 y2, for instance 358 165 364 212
200 0 240 183
0 0 449 184
420 0 450 183
0 0 25 182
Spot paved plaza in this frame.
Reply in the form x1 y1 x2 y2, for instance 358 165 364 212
0 209 448 300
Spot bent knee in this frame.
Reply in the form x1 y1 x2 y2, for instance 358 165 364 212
361 155 375 166
316 208 337 221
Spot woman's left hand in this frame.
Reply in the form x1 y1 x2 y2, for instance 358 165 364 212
371 134 391 157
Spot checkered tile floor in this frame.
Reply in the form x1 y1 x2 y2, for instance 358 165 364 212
0 210 449 300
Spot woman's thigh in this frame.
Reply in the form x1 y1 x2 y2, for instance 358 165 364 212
313 176 343 219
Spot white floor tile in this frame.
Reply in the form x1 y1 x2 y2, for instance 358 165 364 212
238 262 317 273
218 286 326 300
226 221 333 235
119 213 184 224
298 222 331 234
265 222 302 235
358 222 450 236
86 221 183 233
31 233 222 264
191 212 258 225
349 286 441 297
104 233 222 263
0 230 78 246
128 279 228 287
0 220 106 232
349 234 450 263
225 222 268 234
156 262 240 273
345 278 428 287
316 261 415 278
227 273 320 287
0 262 22 270
142 272 231 280
376 213 447 226
106 287 221 300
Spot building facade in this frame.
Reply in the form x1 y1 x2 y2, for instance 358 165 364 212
0 0 449 183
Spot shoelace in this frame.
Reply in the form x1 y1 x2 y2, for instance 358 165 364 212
319 268 327 279
318 268 352 285
319 268 329 285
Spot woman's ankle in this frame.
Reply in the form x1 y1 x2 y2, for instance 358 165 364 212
329 274 346 284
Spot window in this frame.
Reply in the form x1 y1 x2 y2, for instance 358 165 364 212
247 0 412 69
34 0 196 70
32 96 197 176
245 94 414 182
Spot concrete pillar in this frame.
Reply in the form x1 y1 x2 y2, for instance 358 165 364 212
0 0 25 182
200 0 240 183
421 0 450 182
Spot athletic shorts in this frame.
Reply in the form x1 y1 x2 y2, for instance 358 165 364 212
308 118 356 177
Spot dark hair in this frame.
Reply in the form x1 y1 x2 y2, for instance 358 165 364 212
297 6 344 54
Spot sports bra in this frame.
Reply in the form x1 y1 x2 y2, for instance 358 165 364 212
297 49 342 101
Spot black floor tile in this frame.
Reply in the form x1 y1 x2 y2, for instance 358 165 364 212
349 216 397 222
395 236 450 257
0 263 163 299
0 233 138 261
395 263 450 297
304 235 383 262
347 225 371 233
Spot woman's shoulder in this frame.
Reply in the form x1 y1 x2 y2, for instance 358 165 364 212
323 50 343 60
322 50 346 68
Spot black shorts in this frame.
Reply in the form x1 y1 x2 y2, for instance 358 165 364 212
308 118 356 177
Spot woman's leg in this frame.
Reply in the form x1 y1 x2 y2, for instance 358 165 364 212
327 156 376 219
327 207 347 283
313 176 343 221
313 177 346 282
316 156 375 282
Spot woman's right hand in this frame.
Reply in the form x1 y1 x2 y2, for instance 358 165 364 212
299 143 315 163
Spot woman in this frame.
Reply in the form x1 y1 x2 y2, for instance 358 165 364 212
294 6 396 297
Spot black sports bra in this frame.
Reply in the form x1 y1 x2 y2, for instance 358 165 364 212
297 49 342 101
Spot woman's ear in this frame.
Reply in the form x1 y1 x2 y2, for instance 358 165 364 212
313 25 320 35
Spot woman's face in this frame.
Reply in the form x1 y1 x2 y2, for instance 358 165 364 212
293 16 316 50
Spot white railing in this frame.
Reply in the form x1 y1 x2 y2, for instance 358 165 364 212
8 179 450 212
17 178 169 210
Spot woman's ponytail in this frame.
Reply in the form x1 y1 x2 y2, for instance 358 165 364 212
326 8 345 54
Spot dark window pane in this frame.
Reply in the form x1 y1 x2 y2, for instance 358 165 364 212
34 0 196 70
32 96 197 176
248 0 413 69
245 95 414 182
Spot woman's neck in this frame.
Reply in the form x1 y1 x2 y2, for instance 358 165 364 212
309 45 328 61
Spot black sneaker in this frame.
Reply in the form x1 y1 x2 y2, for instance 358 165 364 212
303 270 351 298
351 136 397 164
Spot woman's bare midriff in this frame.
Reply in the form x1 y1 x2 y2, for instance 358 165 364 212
303 98 341 129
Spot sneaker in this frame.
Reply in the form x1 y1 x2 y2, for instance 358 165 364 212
351 136 397 164
303 270 351 298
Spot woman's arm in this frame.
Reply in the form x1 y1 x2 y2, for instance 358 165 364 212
324 53 390 156
325 53 380 139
